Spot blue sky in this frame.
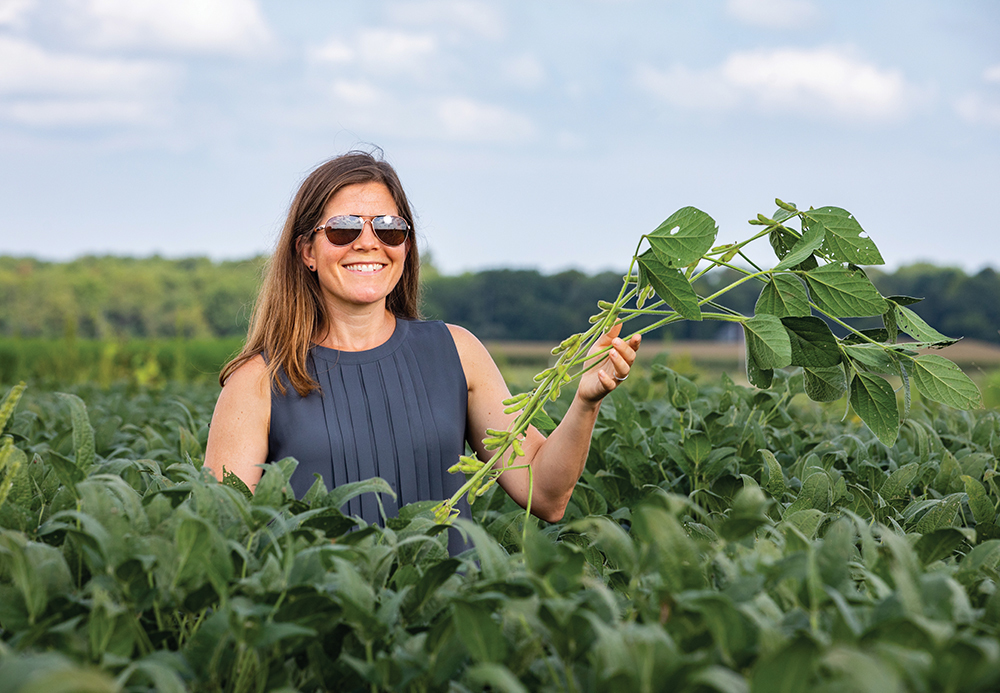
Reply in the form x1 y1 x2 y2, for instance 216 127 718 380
1 0 998 275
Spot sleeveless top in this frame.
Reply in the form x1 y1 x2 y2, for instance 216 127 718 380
267 319 471 549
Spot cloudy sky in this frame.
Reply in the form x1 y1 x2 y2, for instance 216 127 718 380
1 0 998 275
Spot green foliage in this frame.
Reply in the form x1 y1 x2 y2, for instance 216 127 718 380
2 374 1000 691
439 199 982 525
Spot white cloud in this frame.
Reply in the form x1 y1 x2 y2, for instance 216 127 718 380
726 0 820 29
0 97 160 126
635 63 740 110
985 65 1000 84
501 54 545 89
0 36 176 127
0 36 175 96
0 0 35 28
955 93 1000 127
436 97 535 143
636 46 915 123
57 0 272 56
331 79 385 108
386 0 505 40
311 29 437 77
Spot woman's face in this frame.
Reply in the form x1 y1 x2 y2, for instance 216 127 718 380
301 181 409 314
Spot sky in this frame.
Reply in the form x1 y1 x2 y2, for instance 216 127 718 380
1 0 998 275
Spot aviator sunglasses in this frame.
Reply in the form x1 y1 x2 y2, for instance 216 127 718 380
314 214 410 247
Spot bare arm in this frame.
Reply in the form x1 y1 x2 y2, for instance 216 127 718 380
203 354 271 491
449 323 640 523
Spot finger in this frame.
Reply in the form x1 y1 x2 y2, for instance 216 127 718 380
597 369 617 391
611 337 637 365
593 322 622 348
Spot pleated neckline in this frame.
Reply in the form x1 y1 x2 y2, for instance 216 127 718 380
310 318 409 365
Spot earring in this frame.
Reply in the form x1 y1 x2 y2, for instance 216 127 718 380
309 265 315 271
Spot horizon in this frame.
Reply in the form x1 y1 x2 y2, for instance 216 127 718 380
1 1 998 274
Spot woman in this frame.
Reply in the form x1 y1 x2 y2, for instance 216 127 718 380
204 151 640 542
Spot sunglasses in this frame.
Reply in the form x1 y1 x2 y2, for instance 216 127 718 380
314 214 410 247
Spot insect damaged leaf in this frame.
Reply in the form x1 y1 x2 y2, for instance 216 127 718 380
646 206 718 267
803 206 885 266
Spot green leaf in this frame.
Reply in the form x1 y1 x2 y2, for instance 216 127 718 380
773 221 825 271
804 206 885 265
646 206 718 266
962 475 996 526
743 314 792 370
747 360 774 389
785 473 831 515
909 354 982 410
636 251 702 320
55 393 95 471
464 664 529 693
689 666 749 693
222 469 252 501
892 304 957 345
0 382 26 434
759 449 786 499
750 635 820 693
570 516 638 575
913 493 963 533
915 527 968 565
880 462 920 499
755 275 811 318
781 317 842 367
849 372 899 446
324 476 397 512
528 408 556 434
452 600 507 663
803 264 888 318
803 365 847 402
843 344 900 375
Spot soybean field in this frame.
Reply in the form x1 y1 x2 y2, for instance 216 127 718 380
1 368 999 692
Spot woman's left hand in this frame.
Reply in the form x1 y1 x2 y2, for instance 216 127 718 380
577 323 641 404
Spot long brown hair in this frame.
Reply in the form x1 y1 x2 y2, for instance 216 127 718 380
221 151 420 396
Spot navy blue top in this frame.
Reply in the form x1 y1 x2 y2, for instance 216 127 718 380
268 319 471 547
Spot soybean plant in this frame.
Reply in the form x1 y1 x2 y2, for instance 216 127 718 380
433 200 982 525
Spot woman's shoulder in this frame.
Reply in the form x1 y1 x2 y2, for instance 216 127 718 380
222 353 270 396
444 323 493 366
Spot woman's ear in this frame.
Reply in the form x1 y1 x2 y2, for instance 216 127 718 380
298 234 317 272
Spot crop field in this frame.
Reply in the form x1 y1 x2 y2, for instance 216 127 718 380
2 366 1000 692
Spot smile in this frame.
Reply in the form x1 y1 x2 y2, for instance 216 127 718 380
344 263 386 273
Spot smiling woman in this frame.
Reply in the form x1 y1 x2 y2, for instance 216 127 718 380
203 150 640 552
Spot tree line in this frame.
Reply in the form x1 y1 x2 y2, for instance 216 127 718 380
2 255 998 344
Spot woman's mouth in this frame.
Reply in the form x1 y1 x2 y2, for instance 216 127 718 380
344 262 386 274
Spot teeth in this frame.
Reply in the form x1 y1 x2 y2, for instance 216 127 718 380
347 263 384 272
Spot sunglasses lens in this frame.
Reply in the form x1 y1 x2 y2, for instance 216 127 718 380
372 215 409 246
323 216 363 245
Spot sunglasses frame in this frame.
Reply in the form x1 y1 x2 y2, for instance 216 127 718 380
313 214 410 247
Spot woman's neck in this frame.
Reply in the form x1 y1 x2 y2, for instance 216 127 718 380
315 305 397 352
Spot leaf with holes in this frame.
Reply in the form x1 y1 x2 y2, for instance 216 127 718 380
646 206 718 267
804 206 884 265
